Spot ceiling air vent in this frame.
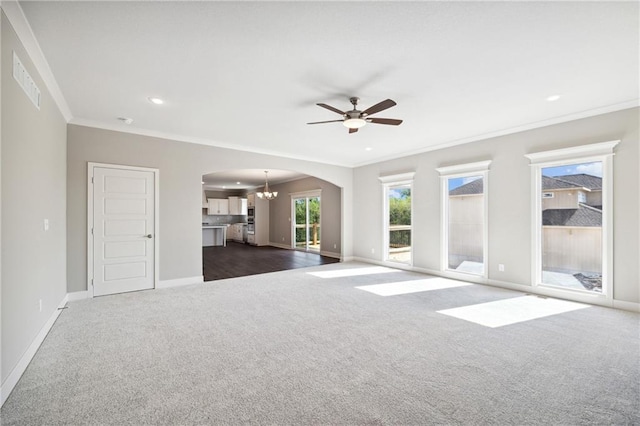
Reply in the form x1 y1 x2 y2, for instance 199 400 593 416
12 51 41 109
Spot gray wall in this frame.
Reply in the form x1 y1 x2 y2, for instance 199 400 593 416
352 107 639 304
1 12 67 383
67 124 353 292
268 176 342 256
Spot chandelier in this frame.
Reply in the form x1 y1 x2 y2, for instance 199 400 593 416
256 171 278 200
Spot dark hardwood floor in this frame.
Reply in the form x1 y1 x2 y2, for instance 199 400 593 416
203 242 340 281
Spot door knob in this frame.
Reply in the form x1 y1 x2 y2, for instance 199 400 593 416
145 234 153 238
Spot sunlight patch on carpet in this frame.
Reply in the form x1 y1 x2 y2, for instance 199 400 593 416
437 295 589 328
308 266 397 278
356 278 472 296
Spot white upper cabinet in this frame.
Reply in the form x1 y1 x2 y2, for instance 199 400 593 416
228 196 248 215
228 196 239 214
207 198 229 215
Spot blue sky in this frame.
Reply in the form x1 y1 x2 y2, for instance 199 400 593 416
542 161 602 178
389 188 410 199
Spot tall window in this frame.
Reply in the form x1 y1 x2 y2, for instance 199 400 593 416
437 161 491 277
379 173 415 265
526 141 618 300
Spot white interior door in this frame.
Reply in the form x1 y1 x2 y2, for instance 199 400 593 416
91 166 156 296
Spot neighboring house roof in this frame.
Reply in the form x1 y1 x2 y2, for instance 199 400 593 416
542 203 602 227
552 173 602 190
541 176 581 190
541 173 602 191
449 178 483 196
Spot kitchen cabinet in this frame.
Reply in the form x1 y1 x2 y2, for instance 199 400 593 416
227 223 246 242
228 197 239 214
207 198 229 215
247 193 255 207
228 197 248 215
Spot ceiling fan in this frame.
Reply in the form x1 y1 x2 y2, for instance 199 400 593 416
307 97 403 134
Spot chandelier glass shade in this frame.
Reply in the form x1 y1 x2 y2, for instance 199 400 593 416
256 171 278 200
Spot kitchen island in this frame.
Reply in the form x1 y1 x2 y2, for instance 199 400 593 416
202 225 228 247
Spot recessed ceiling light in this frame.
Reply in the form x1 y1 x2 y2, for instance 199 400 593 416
222 186 226 189
365 147 373 151
201 181 205 185
546 95 561 102
148 97 164 105
236 181 241 184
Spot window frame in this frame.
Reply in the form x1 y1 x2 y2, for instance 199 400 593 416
379 172 415 266
436 161 491 279
525 140 619 303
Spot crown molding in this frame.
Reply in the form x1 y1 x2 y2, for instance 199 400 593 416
352 99 639 169
1 0 73 121
69 118 354 168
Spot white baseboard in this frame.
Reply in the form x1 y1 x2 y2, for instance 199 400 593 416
351 257 636 312
157 276 204 289
267 243 342 260
320 250 341 259
67 291 88 302
268 242 291 250
1 293 69 407
612 299 640 312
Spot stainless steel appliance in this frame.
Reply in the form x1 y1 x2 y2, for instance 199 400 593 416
247 217 255 235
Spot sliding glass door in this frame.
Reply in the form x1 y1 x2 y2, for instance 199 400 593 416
293 193 321 252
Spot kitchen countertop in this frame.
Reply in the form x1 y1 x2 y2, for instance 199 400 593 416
202 225 230 229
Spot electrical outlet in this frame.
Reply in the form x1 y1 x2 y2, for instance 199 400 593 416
371 248 375 254
333 244 337 249
39 299 42 312
498 264 505 272
282 236 285 241
43 219 49 231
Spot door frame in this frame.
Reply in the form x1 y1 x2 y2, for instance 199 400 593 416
87 162 160 298
290 189 322 252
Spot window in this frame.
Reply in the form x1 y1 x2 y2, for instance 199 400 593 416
526 140 618 300
437 161 491 277
379 173 414 265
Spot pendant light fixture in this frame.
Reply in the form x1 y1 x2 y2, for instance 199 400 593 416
256 171 278 200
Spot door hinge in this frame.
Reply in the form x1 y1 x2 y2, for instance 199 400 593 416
91 177 94 184
91 228 94 235
91 278 94 286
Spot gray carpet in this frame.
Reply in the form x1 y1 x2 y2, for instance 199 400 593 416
2 262 639 425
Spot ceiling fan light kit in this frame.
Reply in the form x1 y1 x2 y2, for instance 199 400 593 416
308 96 403 134
343 118 366 129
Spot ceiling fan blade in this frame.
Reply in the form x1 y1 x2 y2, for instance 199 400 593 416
317 103 346 115
367 117 403 126
307 120 344 125
362 99 397 116
349 128 358 134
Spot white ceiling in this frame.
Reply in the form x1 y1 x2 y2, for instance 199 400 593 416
202 169 307 190
19 1 639 168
